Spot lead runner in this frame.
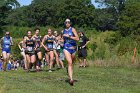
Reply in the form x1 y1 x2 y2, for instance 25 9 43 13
63 19 79 86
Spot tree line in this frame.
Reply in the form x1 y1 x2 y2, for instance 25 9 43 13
0 0 140 36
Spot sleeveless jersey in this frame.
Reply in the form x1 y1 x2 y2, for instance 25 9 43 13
26 38 35 52
34 36 41 47
2 36 11 50
63 27 76 49
46 36 54 50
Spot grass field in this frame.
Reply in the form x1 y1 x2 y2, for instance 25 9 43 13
0 64 140 93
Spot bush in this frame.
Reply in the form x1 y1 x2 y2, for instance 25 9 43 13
1 26 140 67
3 26 63 38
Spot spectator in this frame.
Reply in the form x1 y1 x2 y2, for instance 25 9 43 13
78 31 90 68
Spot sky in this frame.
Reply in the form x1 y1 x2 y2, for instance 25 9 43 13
17 0 33 6
17 0 100 8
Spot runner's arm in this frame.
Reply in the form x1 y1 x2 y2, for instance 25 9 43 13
18 41 22 51
82 41 90 48
83 37 90 48
70 28 79 41
23 38 27 49
33 37 37 50
40 36 43 47
41 35 48 51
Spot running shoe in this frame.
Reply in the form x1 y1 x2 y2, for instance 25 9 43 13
48 69 52 72
69 80 74 86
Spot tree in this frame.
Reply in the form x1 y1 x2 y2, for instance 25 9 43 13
6 0 96 28
0 0 20 35
117 1 140 36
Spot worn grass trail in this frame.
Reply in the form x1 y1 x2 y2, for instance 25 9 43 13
0 65 140 93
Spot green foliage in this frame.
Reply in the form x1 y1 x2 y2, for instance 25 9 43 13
6 0 95 28
0 0 20 35
94 8 118 31
104 32 121 46
2 26 140 67
117 1 140 36
1 0 140 67
11 38 22 59
3 26 63 38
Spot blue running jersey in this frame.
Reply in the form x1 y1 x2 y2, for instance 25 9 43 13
2 36 11 53
63 27 76 54
63 27 76 49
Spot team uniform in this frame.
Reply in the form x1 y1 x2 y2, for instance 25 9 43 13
78 35 89 58
46 36 55 52
1 36 12 53
33 35 42 67
25 38 36 56
34 36 42 53
63 27 77 54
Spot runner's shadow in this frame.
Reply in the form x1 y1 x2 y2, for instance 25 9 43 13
65 79 78 83
29 70 37 73
46 69 56 72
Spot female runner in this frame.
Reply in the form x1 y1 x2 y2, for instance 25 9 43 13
33 28 42 71
63 19 79 85
23 31 36 71
42 28 55 72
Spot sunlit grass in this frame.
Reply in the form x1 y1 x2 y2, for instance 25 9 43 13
0 65 140 93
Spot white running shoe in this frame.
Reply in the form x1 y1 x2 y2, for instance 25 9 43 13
48 70 52 72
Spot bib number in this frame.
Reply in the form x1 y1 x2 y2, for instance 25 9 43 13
5 45 10 48
28 47 33 51
48 44 53 49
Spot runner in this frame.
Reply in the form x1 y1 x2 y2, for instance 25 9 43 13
0 31 13 71
53 31 60 69
78 31 90 67
63 19 79 85
42 28 55 72
57 32 65 68
18 36 27 70
33 28 42 71
23 31 36 71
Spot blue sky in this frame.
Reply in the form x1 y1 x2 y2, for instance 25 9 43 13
17 0 99 8
17 0 32 6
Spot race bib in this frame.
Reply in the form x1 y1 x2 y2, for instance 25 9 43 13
5 45 10 48
48 44 53 49
28 47 33 51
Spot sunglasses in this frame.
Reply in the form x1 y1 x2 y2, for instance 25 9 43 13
65 22 70 24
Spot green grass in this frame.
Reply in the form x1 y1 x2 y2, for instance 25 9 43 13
0 65 140 93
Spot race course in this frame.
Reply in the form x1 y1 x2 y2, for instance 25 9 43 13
0 65 140 93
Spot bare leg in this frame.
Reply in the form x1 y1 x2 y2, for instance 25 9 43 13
45 53 49 66
49 51 54 71
79 58 83 67
36 52 42 70
26 55 31 70
21 52 27 69
59 60 64 68
31 54 36 70
54 50 60 68
83 58 87 67
63 50 73 81
2 52 8 71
